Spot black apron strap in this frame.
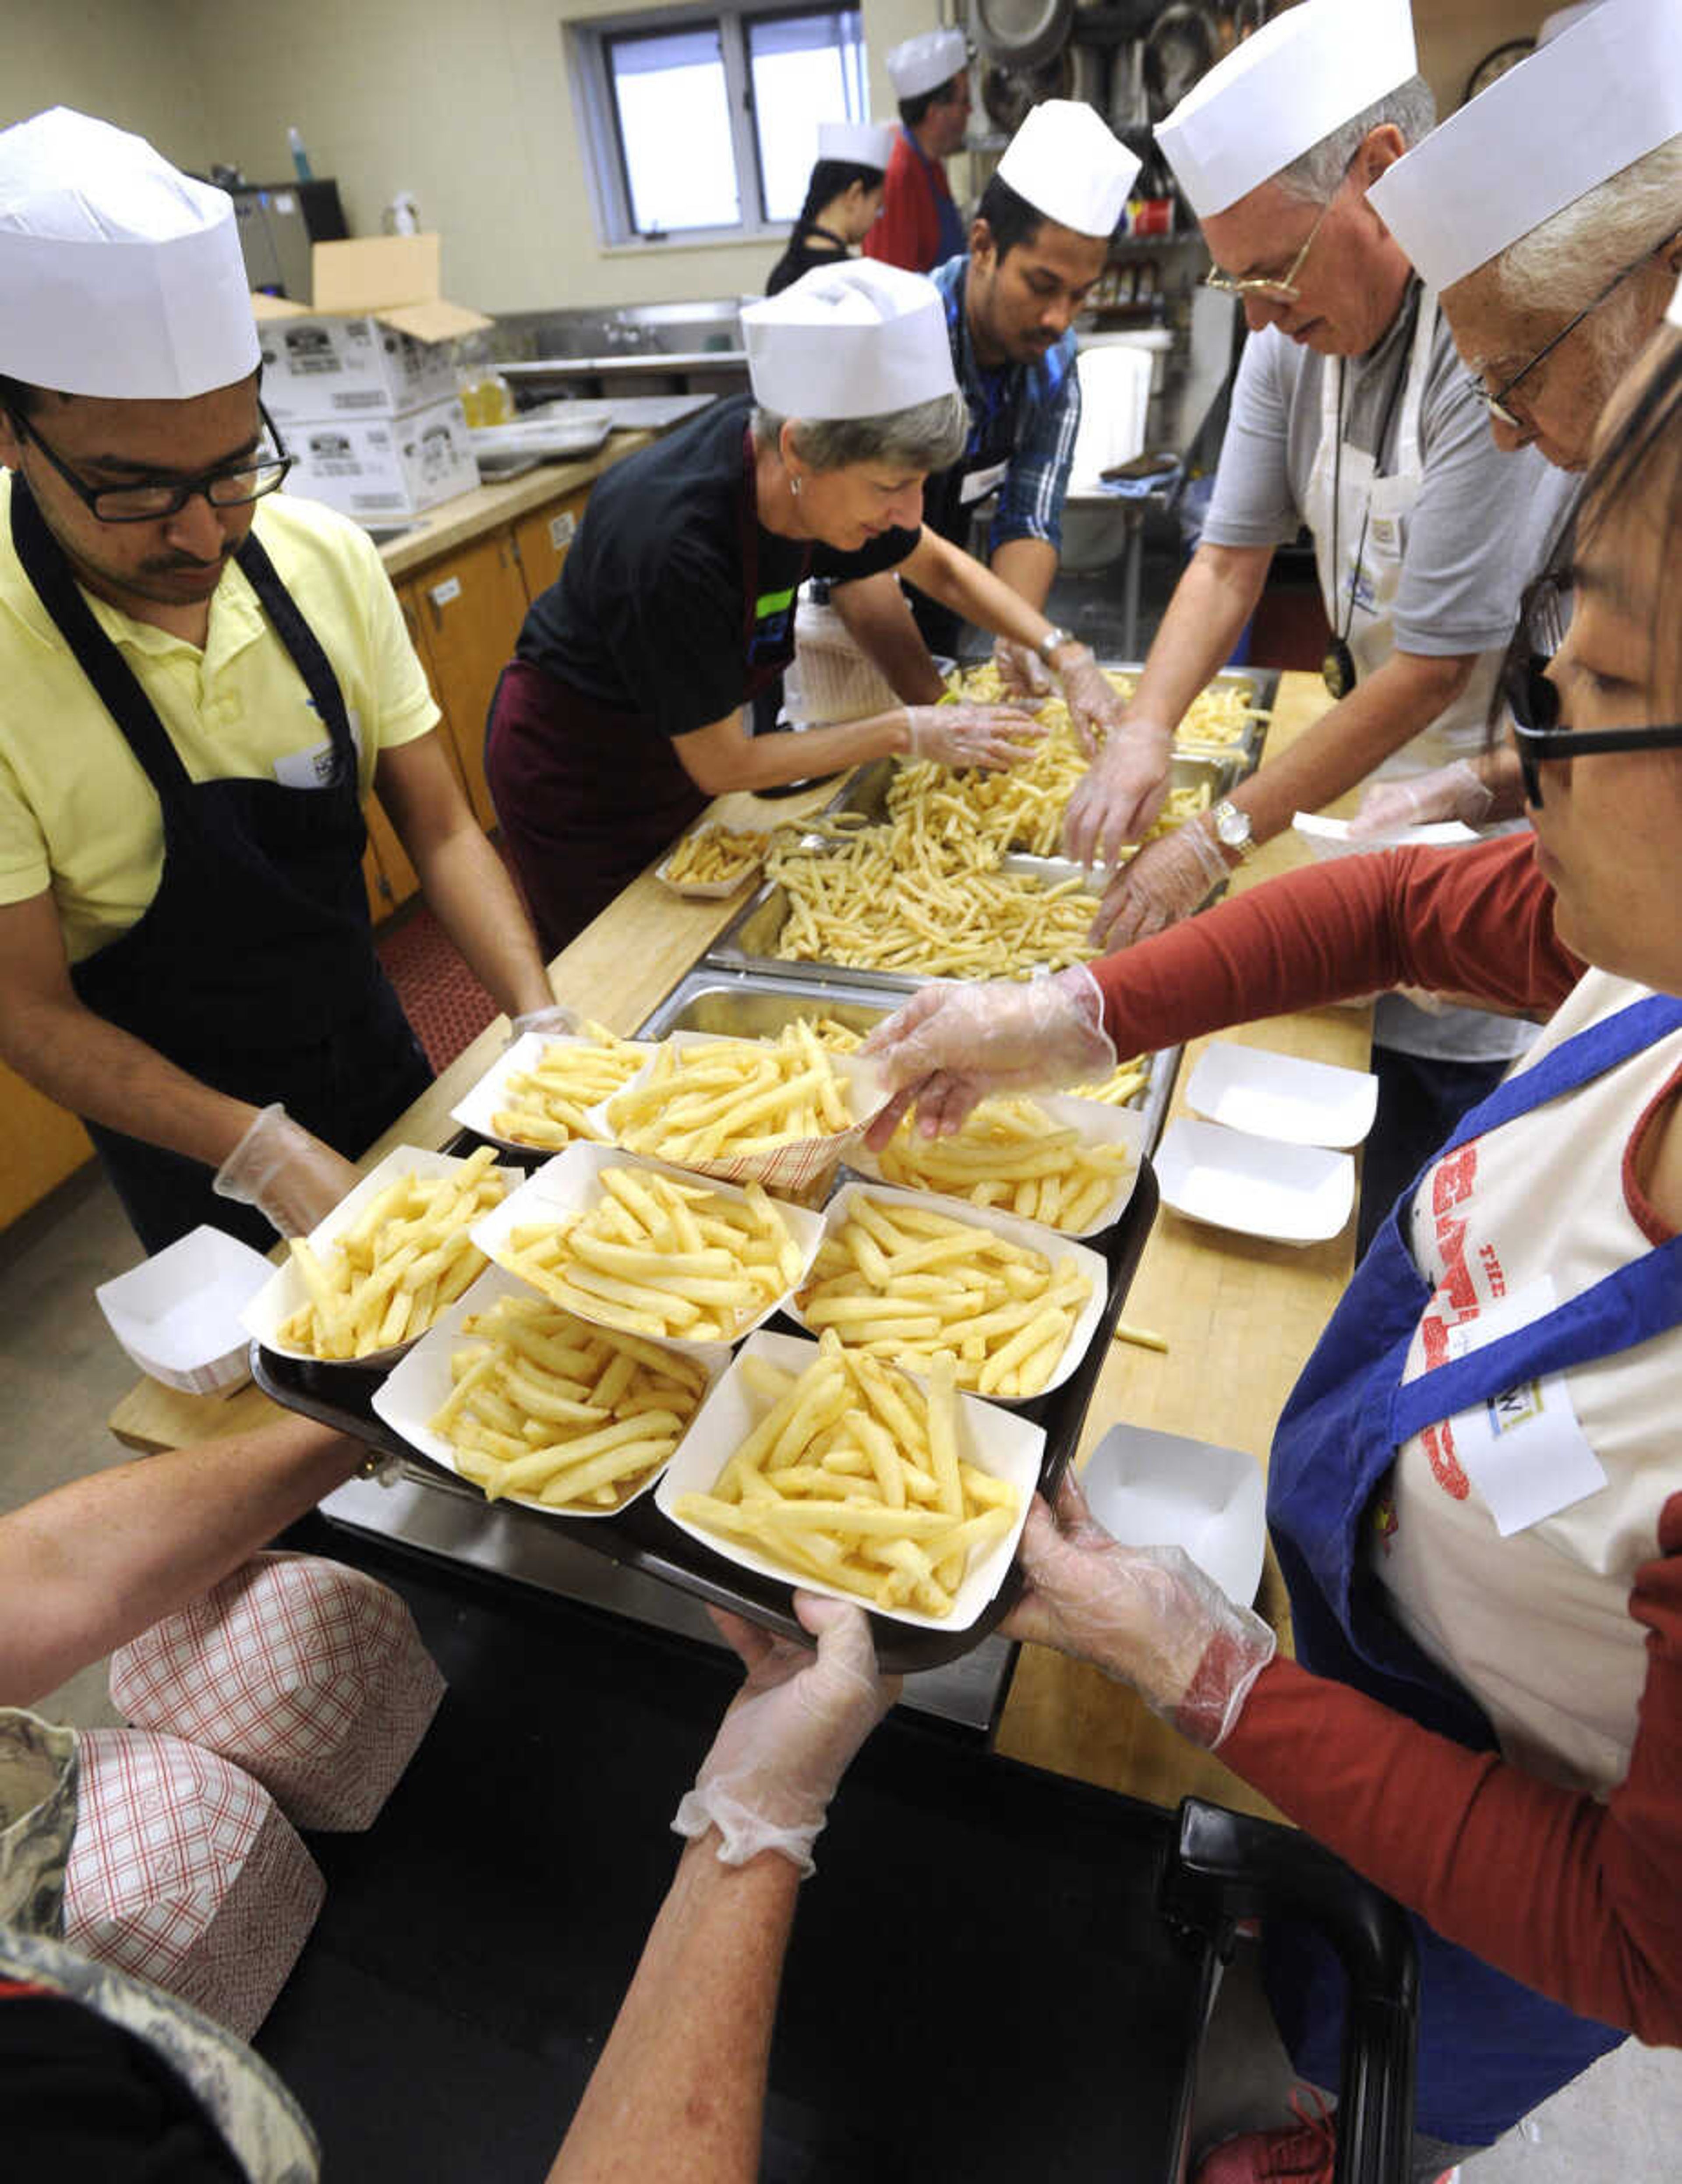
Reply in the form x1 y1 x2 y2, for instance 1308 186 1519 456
234 528 357 787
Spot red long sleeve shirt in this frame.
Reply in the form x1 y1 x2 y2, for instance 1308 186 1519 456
1096 836 1682 2045
860 134 953 276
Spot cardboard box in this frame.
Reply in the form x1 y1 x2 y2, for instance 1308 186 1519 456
260 314 462 423
254 234 492 425
282 397 479 519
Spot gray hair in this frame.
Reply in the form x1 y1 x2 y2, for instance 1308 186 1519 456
1274 74 1437 205
1491 137 1682 319
752 392 968 475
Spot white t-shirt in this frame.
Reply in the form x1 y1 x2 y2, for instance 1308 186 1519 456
1371 970 1682 1796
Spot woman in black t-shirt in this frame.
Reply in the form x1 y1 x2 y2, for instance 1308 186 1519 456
767 120 894 296
484 263 1127 956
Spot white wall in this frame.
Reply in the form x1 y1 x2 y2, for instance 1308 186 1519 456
0 1 210 162
171 0 944 313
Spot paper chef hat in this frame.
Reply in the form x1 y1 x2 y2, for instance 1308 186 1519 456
817 119 897 172
1155 0 1417 221
0 107 259 401
996 100 1142 240
1671 273 1682 330
886 28 968 102
743 261 957 419
1368 0 1682 295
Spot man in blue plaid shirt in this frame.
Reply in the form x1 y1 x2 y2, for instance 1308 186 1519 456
827 102 1138 681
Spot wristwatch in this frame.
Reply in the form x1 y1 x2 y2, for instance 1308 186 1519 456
1036 623 1078 666
1211 799 1256 862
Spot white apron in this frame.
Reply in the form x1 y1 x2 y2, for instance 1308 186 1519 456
1304 289 1533 1065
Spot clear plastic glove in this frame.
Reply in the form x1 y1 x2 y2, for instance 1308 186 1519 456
509 1001 580 1042
1089 819 1229 951
212 1103 360 1238
1348 759 1494 837
860 965 1116 1149
1062 721 1175 866
993 634 1052 699
673 1592 900 1876
903 702 1044 773
1053 645 1128 760
1001 1471 1276 1751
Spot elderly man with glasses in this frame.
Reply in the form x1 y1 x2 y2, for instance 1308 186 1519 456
1064 0 1578 1250
0 110 565 1253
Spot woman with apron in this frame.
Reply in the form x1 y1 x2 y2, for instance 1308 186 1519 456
765 120 894 298
859 313 1682 2174
485 263 1120 958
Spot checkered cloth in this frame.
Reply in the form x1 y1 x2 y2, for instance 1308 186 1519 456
64 1727 324 2040
109 1552 445 1832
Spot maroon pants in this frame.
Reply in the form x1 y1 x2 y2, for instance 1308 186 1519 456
485 659 709 959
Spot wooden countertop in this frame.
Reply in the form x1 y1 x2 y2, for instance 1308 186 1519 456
108 675 1365 1822
376 430 654 580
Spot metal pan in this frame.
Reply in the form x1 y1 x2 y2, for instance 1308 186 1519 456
638 966 1180 1158
251 1135 1159 1676
819 749 1243 835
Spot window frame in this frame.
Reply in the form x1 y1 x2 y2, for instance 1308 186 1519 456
565 1 867 250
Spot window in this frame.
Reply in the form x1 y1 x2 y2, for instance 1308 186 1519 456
569 4 867 246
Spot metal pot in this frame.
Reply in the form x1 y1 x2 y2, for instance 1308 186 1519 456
972 0 1074 75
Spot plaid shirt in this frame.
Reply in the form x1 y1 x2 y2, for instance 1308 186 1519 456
930 254 1081 554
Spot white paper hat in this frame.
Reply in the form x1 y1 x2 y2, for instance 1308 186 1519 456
1669 272 1682 330
0 107 259 401
887 28 968 102
818 119 897 172
742 261 957 418
1155 0 1417 220
996 100 1142 239
1368 0 1682 295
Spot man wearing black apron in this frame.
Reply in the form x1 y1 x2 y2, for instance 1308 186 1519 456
0 110 563 1254
833 102 1138 695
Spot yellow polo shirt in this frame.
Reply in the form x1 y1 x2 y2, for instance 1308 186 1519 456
0 478 439 964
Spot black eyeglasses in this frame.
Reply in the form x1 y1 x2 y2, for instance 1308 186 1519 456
14 402 292 523
1469 233 1678 431
1502 568 1682 807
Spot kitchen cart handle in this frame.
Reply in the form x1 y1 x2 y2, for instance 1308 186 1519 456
1164 1799 1419 2184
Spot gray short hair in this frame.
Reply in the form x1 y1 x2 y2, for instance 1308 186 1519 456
753 392 968 475
1274 75 1437 205
1491 137 1682 319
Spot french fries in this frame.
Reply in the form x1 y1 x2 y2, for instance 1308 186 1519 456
664 826 769 886
671 1333 1021 1618
797 1193 1092 1397
428 1292 709 1510
278 1149 508 1359
607 1025 855 1163
485 1164 806 1342
767 831 1102 980
869 1095 1136 1233
951 658 1263 759
1082 1051 1153 1107
490 1021 648 1150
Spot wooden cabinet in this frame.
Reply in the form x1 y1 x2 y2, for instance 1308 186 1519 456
511 488 588 605
361 792 420 925
0 1062 92 1228
399 533 528 835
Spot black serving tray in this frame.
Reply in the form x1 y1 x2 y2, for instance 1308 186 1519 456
252 1154 1158 1676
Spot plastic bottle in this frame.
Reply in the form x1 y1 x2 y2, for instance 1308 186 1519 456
287 126 314 182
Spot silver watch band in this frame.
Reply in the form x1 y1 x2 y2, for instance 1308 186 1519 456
1036 624 1078 666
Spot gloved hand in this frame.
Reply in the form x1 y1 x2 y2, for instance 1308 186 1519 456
509 1001 580 1042
993 634 1052 699
1348 759 1494 837
1053 644 1128 759
1089 819 1229 951
1001 1470 1276 1751
1061 720 1175 866
212 1104 361 1238
860 965 1116 1148
903 702 1044 773
673 1592 900 1876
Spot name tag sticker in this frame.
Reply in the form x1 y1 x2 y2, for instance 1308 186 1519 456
960 459 1009 505
1440 1278 1606 1534
273 708 363 789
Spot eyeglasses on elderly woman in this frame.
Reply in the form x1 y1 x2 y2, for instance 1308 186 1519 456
1501 566 1682 808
